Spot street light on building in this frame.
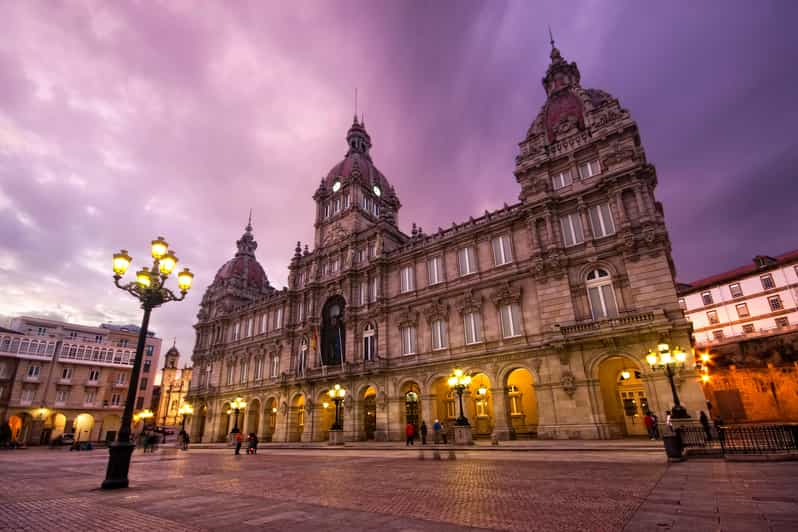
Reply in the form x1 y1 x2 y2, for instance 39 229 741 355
645 342 690 419
328 384 346 430
447 369 472 426
178 403 193 432
102 238 193 490
228 397 246 434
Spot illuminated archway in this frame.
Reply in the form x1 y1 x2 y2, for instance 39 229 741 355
505 368 538 438
596 355 647 437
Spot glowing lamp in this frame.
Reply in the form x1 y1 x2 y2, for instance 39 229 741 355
447 376 458 387
462 375 472 386
646 351 658 366
621 371 631 380
136 268 152 288
700 353 711 363
674 348 687 363
323 402 329 409
177 268 194 292
701 374 711 383
657 342 670 354
151 236 168 260
660 352 673 365
272 407 278 414
159 250 178 275
179 403 194 416
477 386 487 396
454 368 463 377
112 250 132 276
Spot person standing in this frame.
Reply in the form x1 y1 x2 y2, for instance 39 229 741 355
651 413 660 439
643 412 654 440
405 422 415 446
699 411 713 442
440 421 448 444
234 431 243 455
433 419 441 444
420 421 428 445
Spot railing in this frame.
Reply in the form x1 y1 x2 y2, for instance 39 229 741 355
678 424 798 456
558 310 658 336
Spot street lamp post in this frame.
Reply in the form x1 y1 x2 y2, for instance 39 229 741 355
102 237 193 490
327 384 346 445
447 369 472 426
645 342 690 419
228 397 247 434
179 403 194 432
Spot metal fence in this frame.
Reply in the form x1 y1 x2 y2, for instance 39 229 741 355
678 424 798 455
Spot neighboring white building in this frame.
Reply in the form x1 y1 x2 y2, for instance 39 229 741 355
678 250 798 346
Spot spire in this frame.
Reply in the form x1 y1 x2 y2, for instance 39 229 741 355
235 217 258 257
345 110 372 160
548 25 555 49
247 208 253 232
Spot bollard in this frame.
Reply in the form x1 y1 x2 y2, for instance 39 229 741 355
448 449 457 460
433 450 441 460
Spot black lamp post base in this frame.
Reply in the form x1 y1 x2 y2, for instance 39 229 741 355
670 404 690 419
101 440 136 490
454 417 470 427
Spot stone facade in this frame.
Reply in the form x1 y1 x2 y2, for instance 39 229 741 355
0 316 162 445
155 343 192 427
186 45 705 443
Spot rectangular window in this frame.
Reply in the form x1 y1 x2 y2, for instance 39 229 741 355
500 303 523 338
761 274 775 290
427 256 443 286
701 291 713 306
712 330 724 340
111 393 121 406
119 339 129 347
55 390 68 404
578 159 601 179
551 169 572 190
768 295 783 311
240 361 248 383
400 265 415 293
707 310 719 324
0 362 6 378
89 369 100 381
233 322 240 341
678 298 686 310
400 326 416 355
247 318 254 337
775 317 789 328
492 235 513 266
358 281 367 305
742 323 755 334
588 203 615 238
369 277 378 302
560 213 584 247
37 327 47 336
729 283 743 298
136 397 144 409
21 388 35 404
458 246 477 276
363 329 376 361
142 360 151 374
735 303 750 318
69 331 77 338
253 357 263 380
588 284 619 319
463 312 482 345
226 364 234 385
61 367 73 380
271 356 279 378
276 307 283 329
431 319 447 350
85 390 96 405
27 365 41 378
298 301 305 322
114 373 125 385
139 377 148 391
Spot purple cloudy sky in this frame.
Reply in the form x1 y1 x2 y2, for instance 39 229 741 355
1 1 796 368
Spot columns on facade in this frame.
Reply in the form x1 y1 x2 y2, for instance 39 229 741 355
300 404 314 442
387 397 404 441
490 387 512 441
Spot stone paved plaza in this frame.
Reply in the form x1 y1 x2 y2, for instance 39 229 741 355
0 445 796 531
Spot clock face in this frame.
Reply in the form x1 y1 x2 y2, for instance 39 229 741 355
332 181 341 192
372 185 381 197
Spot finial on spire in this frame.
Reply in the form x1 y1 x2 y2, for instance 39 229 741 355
548 25 555 49
246 208 253 231
354 87 358 122
172 337 176 348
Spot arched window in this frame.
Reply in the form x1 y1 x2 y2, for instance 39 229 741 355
586 268 618 319
363 323 376 361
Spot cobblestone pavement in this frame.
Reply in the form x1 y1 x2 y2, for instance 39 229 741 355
0 446 794 531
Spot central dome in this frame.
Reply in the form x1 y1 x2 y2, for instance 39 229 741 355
323 117 392 194
211 220 272 292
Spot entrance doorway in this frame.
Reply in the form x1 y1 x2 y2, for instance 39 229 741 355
597 356 647 437
364 388 376 440
617 370 649 436
405 391 419 429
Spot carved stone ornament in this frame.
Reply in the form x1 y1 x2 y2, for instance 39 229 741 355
456 289 483 315
560 371 577 397
305 399 314 413
491 282 522 307
327 282 343 297
601 140 637 169
396 306 418 328
423 299 449 323
322 223 348 247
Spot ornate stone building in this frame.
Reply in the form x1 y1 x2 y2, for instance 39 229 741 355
186 45 705 443
155 343 193 427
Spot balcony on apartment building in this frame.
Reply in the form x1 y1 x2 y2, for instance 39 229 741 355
58 340 135 368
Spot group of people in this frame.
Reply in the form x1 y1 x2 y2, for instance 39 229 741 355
643 410 721 441
405 419 449 446
138 431 161 452
233 431 259 455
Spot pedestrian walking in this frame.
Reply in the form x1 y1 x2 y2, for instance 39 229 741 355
142 431 151 453
178 429 189 451
440 421 448 444
643 412 655 440
699 411 713 441
405 422 415 446
433 419 441 444
247 432 258 454
651 413 660 439
234 431 243 455
148 433 159 453
420 421 428 445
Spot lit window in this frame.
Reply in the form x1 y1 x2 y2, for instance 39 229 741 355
400 265 415 293
551 169 572 190
458 247 477 276
768 295 783 311
707 310 719 324
729 283 743 298
427 256 444 286
492 235 513 266
578 159 601 179
701 291 713 306
586 269 619 319
363 324 376 361
735 303 749 318
400 325 416 355
761 274 775 290
560 213 584 247
500 303 523 338
431 319 447 350
588 203 615 238
463 312 482 345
